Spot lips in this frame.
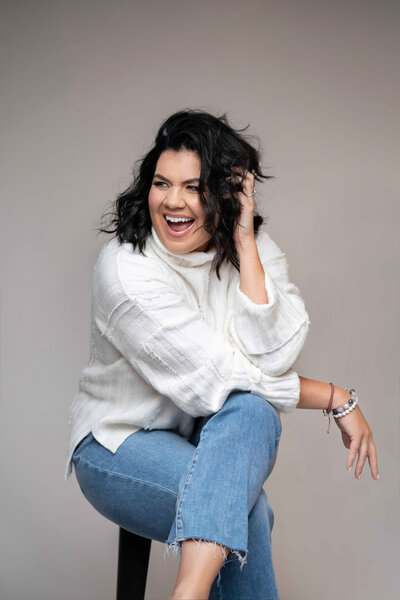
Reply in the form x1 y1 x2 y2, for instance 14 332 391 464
164 213 194 219
163 215 195 237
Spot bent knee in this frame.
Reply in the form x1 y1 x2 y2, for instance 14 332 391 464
225 391 280 427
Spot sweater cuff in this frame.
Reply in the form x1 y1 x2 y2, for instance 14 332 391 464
233 267 309 355
249 367 300 413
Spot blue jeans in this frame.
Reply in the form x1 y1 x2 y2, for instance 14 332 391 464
72 390 282 599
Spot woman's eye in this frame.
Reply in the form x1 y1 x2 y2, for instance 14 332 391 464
153 181 198 192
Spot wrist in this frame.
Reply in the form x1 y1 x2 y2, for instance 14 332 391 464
324 385 358 433
331 386 351 411
297 378 349 410
235 237 257 255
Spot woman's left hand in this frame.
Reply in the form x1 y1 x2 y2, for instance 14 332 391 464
229 167 256 249
334 404 379 480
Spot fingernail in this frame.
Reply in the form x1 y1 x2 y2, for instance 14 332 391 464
376 473 380 480
347 466 352 472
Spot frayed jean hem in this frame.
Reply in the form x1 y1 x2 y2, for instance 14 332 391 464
164 536 249 589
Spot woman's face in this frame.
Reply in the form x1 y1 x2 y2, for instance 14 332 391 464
148 149 218 253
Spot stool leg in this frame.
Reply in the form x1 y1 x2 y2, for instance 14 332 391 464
116 528 152 600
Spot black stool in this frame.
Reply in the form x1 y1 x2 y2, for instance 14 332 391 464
116 527 152 600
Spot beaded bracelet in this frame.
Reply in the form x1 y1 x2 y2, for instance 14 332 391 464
323 386 359 433
331 388 358 418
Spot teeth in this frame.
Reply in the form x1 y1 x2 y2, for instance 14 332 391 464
165 215 193 222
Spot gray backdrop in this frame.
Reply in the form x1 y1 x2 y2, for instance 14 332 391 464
1 1 399 599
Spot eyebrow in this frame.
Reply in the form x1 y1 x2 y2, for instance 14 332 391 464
153 173 200 184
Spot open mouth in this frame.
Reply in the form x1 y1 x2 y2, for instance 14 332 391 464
164 215 195 237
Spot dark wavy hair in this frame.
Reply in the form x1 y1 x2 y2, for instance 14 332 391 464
97 108 273 279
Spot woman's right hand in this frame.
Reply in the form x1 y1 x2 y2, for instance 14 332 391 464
333 404 379 480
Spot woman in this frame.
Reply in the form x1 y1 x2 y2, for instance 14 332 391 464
66 109 379 600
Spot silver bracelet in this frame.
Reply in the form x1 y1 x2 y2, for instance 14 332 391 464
331 388 358 418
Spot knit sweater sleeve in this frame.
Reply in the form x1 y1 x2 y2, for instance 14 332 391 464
228 230 310 376
94 249 301 417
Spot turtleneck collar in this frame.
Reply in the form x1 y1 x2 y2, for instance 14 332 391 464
145 225 217 269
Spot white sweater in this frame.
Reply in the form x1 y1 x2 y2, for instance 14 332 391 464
65 226 310 481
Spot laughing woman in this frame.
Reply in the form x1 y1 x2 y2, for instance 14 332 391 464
65 109 379 600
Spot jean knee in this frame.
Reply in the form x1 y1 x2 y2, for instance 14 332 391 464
226 391 280 430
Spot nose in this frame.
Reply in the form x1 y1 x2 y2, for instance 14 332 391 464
163 186 187 209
